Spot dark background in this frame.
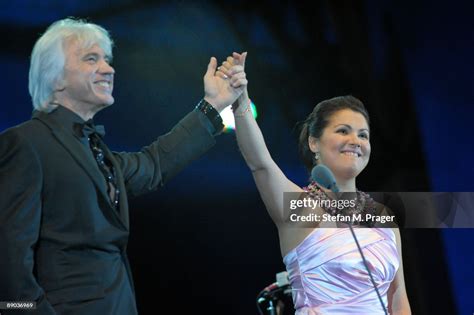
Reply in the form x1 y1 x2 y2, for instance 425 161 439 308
1 0 473 314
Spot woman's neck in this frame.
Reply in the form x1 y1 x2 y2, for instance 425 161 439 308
334 178 357 192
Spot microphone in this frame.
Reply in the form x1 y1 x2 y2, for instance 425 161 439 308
257 271 290 301
256 271 291 315
310 164 388 315
311 165 339 192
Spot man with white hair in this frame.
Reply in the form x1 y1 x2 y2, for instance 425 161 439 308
0 18 247 314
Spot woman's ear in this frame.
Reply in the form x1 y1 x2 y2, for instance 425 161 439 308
308 136 318 153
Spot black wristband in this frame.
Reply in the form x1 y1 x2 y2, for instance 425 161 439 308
196 99 224 133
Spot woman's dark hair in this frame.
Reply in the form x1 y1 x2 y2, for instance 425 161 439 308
298 95 370 172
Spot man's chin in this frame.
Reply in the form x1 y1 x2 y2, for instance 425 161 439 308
105 95 114 105
101 97 115 108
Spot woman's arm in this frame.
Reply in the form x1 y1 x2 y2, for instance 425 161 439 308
388 228 412 315
222 53 303 225
234 90 303 224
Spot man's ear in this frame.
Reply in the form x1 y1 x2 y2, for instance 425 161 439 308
308 136 318 153
54 78 66 92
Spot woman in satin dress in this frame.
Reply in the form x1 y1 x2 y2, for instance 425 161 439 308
218 53 411 314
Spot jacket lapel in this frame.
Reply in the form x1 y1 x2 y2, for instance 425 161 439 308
100 143 130 229
34 112 128 230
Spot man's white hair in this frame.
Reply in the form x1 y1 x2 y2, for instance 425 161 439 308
29 18 114 112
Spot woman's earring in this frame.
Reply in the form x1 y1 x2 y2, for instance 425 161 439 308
315 152 320 161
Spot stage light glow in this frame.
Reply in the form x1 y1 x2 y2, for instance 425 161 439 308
221 100 258 133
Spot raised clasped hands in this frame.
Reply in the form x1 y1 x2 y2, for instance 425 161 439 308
203 52 248 112
215 52 250 113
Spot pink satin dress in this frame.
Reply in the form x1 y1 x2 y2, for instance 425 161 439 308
283 228 399 314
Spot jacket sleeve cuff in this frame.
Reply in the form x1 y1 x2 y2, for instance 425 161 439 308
195 99 224 136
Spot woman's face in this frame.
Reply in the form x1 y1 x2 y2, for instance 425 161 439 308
309 109 371 180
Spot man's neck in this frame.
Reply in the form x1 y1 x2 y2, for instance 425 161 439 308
51 101 96 121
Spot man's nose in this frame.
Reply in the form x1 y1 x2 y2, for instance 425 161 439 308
99 60 115 74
